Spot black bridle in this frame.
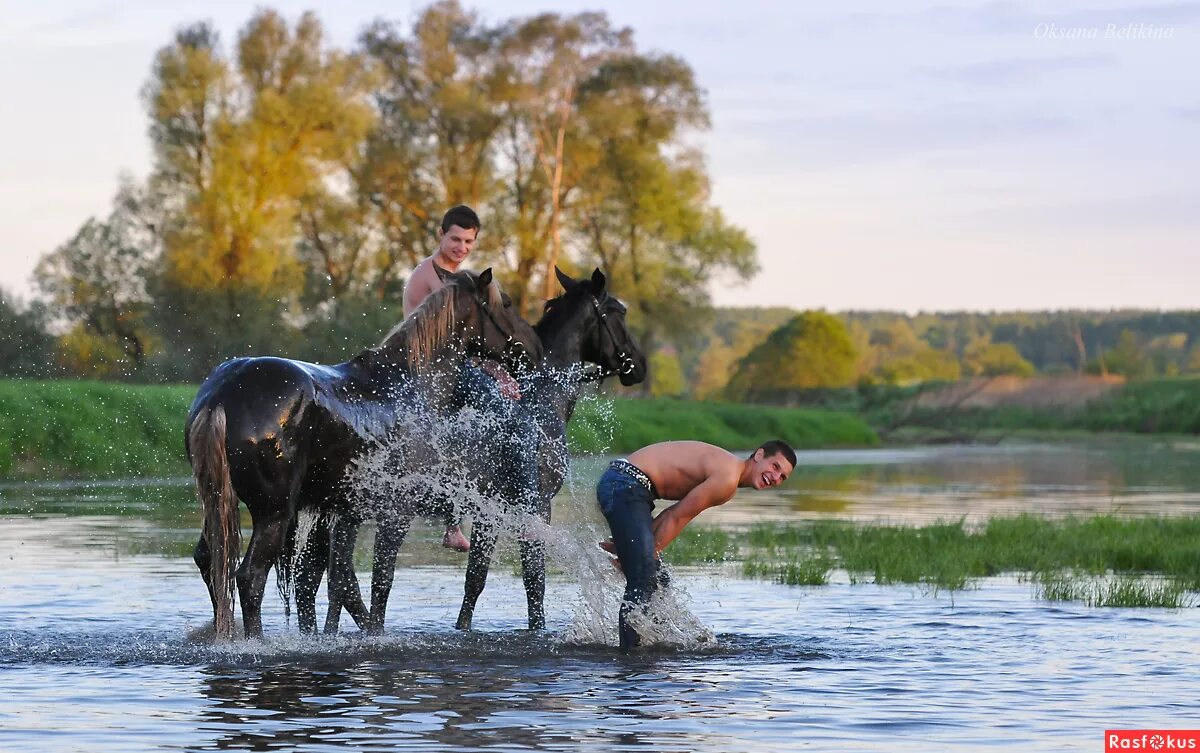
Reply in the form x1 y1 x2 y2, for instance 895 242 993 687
470 291 533 373
579 294 639 383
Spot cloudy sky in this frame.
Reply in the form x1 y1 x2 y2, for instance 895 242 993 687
0 0 1196 311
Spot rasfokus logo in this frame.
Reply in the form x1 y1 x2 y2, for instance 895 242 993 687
1106 730 1200 751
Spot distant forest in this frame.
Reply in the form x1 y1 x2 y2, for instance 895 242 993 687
664 308 1200 401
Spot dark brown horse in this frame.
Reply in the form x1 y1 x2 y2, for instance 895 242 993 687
317 268 647 634
184 269 539 640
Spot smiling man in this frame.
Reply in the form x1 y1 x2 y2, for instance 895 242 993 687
402 204 526 552
597 439 797 649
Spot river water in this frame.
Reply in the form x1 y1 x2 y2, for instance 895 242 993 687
1 439 1198 751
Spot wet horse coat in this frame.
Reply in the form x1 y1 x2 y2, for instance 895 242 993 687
184 270 537 639
316 268 647 634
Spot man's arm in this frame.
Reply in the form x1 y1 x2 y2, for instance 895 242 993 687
649 476 736 554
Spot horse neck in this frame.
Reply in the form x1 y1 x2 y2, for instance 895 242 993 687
371 321 467 406
534 301 588 371
530 302 591 423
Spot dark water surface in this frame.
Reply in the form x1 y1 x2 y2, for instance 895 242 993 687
2 440 1198 751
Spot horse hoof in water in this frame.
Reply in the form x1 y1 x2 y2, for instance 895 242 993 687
185 620 245 644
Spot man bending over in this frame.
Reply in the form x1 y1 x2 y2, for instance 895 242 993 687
597 439 796 649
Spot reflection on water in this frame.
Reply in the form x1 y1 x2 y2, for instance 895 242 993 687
2 439 1199 752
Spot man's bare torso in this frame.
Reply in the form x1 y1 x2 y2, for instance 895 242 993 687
626 440 742 502
403 257 451 317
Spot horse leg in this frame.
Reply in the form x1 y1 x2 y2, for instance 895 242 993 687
235 511 290 639
366 513 411 635
294 515 329 635
518 538 546 630
193 534 219 623
456 520 499 631
325 514 371 634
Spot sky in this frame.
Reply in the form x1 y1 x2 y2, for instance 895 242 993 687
0 0 1196 312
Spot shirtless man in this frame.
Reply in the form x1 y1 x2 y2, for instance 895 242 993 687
597 439 797 649
404 205 519 551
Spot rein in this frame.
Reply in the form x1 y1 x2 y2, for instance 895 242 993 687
470 291 531 372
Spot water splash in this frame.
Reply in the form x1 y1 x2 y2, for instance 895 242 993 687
338 372 715 650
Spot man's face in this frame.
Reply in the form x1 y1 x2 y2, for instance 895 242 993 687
437 224 478 267
751 450 793 490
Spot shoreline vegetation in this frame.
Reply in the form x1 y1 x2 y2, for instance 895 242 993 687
3 376 1197 481
0 379 878 481
667 515 1200 608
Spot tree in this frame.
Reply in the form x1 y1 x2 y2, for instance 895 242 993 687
0 291 56 378
487 12 633 310
726 311 858 399
1088 329 1150 379
963 341 1035 378
34 182 159 377
571 54 756 357
146 12 376 299
648 348 686 397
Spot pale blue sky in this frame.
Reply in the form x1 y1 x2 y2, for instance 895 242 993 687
1 1 1196 311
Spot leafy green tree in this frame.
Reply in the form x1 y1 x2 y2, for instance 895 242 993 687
146 12 376 300
34 182 159 377
571 53 756 358
648 348 686 397
964 341 1035 377
0 291 56 378
1088 329 1150 379
726 311 858 399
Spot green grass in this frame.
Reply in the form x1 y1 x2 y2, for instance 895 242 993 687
0 379 878 480
569 396 878 454
732 515 1200 607
743 553 834 586
0 379 196 479
1034 572 1194 608
662 526 737 565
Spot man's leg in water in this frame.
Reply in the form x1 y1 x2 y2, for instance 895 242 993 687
443 361 509 552
597 471 658 649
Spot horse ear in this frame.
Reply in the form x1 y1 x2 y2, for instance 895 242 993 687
477 267 493 289
555 266 576 292
590 268 606 293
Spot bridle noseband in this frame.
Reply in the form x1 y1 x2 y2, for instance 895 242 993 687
580 294 638 383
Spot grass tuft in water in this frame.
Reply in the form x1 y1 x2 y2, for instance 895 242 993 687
743 553 833 586
737 515 1200 604
1035 572 1195 608
663 526 737 565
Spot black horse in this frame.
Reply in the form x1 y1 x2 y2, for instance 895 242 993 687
318 267 647 634
455 268 648 631
184 269 538 640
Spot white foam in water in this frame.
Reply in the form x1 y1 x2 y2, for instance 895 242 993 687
341 378 715 650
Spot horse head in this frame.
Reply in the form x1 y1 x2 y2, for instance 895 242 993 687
451 268 543 374
381 268 540 376
552 267 648 386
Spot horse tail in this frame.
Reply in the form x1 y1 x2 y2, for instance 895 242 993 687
189 405 240 640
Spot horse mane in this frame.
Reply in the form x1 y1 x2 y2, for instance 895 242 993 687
377 271 504 370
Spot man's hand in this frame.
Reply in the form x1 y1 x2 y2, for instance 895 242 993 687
598 540 623 572
481 360 521 400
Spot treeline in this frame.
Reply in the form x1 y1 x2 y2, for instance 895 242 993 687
656 308 1200 402
4 2 753 384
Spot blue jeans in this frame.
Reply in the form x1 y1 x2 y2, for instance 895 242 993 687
454 361 540 519
597 463 660 649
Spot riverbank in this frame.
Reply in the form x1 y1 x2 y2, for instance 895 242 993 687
0 379 878 480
